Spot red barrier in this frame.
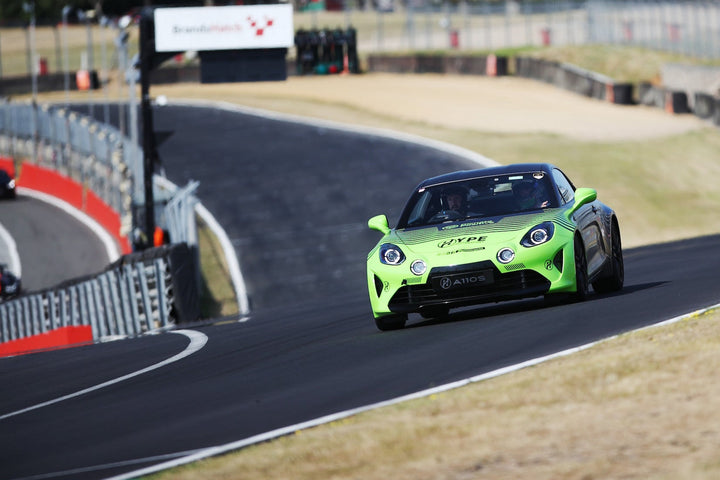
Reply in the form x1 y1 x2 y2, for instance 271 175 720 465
18 163 84 210
0 326 93 357
86 188 132 253
15 162 131 254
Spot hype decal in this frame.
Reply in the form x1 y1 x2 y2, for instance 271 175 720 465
438 235 487 248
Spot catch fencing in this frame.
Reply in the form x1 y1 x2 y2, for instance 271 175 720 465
0 244 200 345
297 0 720 59
0 99 140 237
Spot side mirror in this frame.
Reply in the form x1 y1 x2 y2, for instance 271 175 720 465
368 214 391 235
567 188 597 216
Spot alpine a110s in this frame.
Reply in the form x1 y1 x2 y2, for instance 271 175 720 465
366 163 623 331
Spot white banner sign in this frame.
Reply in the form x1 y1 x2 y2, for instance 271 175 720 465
154 5 294 52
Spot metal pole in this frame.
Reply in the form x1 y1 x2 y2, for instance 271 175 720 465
62 6 71 109
54 25 61 73
101 16 110 126
115 23 128 138
29 3 38 106
140 13 156 248
83 10 95 119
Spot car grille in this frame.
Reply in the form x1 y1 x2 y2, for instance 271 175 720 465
388 261 550 312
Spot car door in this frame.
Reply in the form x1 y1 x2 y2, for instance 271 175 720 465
553 169 604 277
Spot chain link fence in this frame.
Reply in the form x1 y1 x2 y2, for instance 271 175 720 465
0 99 138 232
293 0 720 59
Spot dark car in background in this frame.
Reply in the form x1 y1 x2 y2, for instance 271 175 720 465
0 169 16 199
0 264 21 299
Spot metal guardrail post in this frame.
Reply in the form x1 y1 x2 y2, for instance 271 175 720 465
137 263 154 331
58 290 68 329
155 258 169 328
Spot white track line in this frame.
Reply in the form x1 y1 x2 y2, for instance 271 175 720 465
109 303 720 480
17 187 120 263
0 330 207 421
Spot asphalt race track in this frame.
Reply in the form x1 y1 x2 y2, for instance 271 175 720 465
1 104 718 480
0 194 110 292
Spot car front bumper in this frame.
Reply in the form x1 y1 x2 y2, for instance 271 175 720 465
367 234 579 318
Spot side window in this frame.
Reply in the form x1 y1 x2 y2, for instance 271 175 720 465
552 169 575 205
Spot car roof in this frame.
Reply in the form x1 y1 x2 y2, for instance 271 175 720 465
417 163 556 189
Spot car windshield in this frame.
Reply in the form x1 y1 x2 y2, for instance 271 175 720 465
398 172 558 229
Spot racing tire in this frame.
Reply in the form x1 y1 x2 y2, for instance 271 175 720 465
571 236 589 302
375 314 407 331
592 222 624 293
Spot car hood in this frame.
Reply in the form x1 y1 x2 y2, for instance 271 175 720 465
393 211 568 256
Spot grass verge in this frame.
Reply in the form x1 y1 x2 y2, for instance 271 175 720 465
196 216 239 319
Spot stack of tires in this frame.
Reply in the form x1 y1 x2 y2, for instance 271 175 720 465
294 27 359 75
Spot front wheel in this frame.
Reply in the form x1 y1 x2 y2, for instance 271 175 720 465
572 236 589 302
375 313 407 331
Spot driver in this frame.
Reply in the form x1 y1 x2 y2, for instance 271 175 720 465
441 185 468 215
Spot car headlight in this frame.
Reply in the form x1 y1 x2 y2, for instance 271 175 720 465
379 243 406 265
8 179 15 189
497 247 515 264
410 259 427 276
521 222 555 247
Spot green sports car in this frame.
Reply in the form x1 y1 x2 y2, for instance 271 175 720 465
366 163 624 331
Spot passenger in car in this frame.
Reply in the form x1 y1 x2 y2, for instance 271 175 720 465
513 181 550 210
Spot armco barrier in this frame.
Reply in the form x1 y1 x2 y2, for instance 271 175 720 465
367 54 509 76
0 243 199 357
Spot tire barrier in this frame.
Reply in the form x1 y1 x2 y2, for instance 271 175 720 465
515 56 633 105
0 243 199 357
367 54 509 76
693 93 716 120
638 82 691 114
294 28 359 75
